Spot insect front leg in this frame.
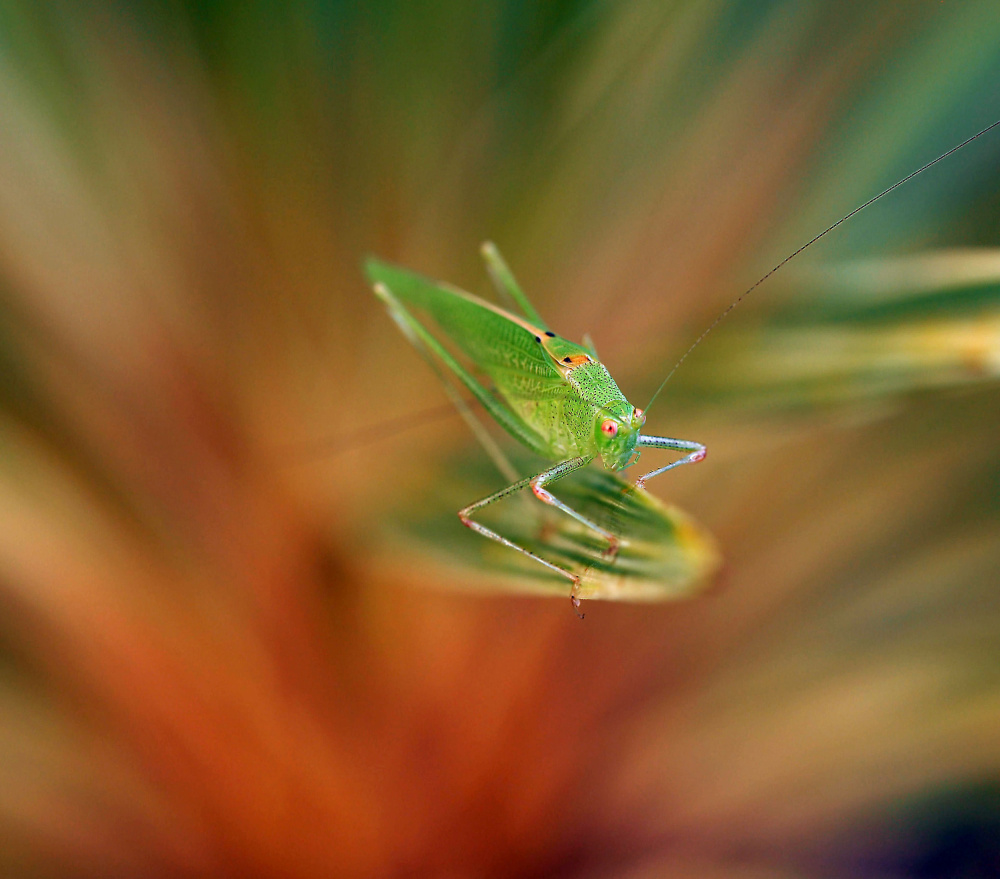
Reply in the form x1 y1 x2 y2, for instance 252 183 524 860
634 435 707 490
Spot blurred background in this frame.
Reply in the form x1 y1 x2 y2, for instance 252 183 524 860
0 1 999 876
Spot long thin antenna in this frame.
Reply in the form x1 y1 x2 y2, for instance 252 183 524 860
644 117 1000 413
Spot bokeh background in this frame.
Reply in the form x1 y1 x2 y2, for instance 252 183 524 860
1 1 999 876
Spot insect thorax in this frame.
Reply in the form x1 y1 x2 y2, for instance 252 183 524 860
564 361 631 416
503 360 631 460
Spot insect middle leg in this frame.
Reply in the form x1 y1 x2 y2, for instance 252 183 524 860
529 457 620 560
634 435 707 490
458 455 615 608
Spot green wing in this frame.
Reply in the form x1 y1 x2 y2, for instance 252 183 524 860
366 259 565 397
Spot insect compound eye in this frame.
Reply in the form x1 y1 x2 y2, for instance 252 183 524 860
633 407 645 426
601 419 618 437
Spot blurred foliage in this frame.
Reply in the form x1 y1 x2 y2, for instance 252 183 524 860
676 249 1000 408
0 1 997 877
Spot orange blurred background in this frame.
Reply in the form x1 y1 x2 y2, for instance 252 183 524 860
0 3 998 876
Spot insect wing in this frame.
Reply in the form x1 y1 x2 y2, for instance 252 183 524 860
366 258 566 399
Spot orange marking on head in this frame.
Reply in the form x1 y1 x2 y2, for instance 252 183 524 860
562 354 591 367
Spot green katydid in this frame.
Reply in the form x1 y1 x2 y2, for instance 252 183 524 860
366 118 1000 612
368 243 703 610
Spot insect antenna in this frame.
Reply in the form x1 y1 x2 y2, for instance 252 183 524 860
643 117 1000 415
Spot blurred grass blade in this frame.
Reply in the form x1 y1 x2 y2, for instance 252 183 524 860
673 248 1000 408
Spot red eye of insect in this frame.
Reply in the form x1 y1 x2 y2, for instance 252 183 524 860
601 420 618 437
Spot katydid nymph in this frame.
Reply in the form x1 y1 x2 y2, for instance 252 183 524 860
368 243 702 611
367 119 1000 613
